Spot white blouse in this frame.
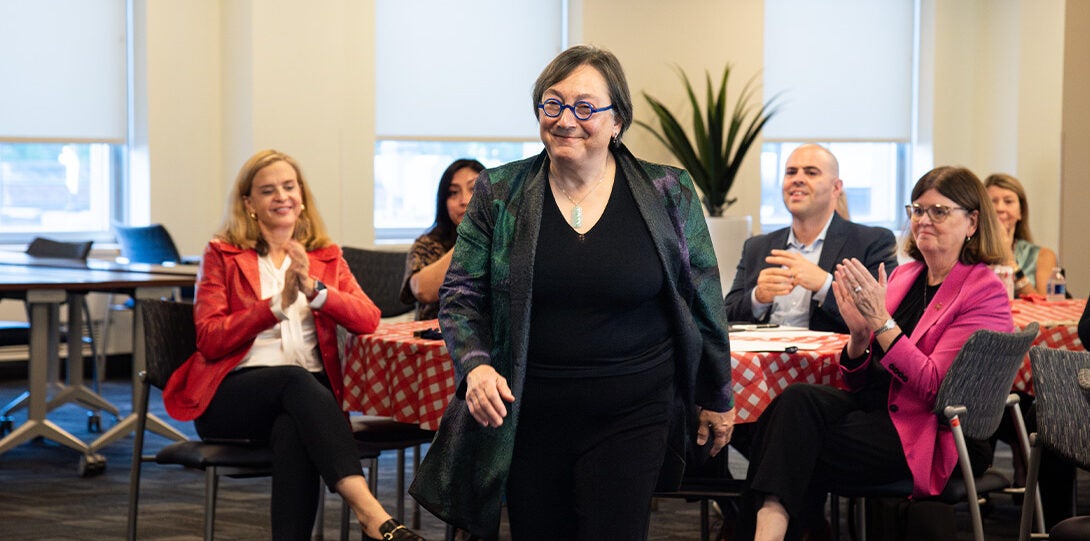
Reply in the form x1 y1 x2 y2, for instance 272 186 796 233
235 253 328 372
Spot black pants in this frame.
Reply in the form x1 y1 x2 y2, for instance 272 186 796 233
505 360 673 541
195 366 363 541
735 384 913 540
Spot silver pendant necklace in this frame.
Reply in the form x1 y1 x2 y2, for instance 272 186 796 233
553 170 608 229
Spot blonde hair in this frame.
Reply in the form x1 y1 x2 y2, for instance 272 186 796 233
216 149 332 253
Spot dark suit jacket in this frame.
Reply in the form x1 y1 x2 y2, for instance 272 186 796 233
723 213 899 333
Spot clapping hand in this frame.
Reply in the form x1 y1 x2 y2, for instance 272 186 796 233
281 241 310 310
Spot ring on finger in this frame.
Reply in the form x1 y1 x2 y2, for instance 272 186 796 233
853 285 863 293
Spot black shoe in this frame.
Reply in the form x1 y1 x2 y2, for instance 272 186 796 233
363 518 425 541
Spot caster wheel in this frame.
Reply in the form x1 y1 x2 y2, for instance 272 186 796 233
0 417 12 436
78 453 107 477
87 414 102 433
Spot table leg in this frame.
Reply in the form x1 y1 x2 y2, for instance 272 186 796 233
0 304 63 419
45 292 121 419
0 291 91 456
89 288 187 453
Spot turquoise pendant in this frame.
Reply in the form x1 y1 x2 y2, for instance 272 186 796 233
571 205 583 228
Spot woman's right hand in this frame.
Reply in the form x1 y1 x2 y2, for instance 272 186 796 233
465 364 515 428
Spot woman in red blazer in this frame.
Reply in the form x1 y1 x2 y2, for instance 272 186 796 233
162 150 423 541
736 166 1014 540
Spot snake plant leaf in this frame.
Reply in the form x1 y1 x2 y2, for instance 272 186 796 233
637 64 781 217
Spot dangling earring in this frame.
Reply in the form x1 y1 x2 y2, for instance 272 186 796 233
611 134 619 147
300 203 306 211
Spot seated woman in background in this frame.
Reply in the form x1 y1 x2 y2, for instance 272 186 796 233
162 149 424 541
985 173 1058 296
735 166 1013 540
400 158 484 320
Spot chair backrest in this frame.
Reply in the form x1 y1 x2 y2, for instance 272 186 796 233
139 299 196 390
26 237 93 260
934 322 1039 439
340 246 413 318
113 223 183 264
1028 346 1090 470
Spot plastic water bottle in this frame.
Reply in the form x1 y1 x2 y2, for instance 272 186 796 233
1046 267 1066 302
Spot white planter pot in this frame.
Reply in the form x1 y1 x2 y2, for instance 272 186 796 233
706 215 752 295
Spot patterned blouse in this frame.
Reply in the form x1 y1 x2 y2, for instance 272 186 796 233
399 232 451 320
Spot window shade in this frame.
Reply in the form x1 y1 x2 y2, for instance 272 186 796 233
763 0 914 142
376 0 562 140
0 0 127 142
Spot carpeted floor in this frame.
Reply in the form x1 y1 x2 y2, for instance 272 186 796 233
0 371 1085 540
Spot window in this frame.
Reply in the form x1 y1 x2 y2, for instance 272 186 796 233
760 142 909 233
373 141 542 243
0 143 120 240
762 0 918 231
0 0 127 242
373 0 564 243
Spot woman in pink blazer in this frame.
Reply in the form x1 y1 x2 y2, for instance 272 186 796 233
162 150 424 541
736 166 1013 540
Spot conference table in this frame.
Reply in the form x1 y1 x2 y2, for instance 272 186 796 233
342 298 1087 430
0 254 197 474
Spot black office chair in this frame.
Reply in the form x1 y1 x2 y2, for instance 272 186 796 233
340 246 413 318
127 300 275 541
829 323 1041 541
1019 347 1090 541
0 237 115 435
112 223 187 265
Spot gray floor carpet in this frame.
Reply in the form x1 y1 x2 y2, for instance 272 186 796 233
0 373 1085 540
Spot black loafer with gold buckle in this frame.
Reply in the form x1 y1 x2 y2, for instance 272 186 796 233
363 518 425 541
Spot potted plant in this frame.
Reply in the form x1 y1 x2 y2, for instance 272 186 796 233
636 64 780 217
637 64 780 290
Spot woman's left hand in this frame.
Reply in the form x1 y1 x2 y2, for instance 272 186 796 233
285 240 315 298
834 259 890 354
696 408 735 457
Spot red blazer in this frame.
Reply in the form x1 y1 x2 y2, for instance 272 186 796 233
840 260 1013 497
163 239 381 421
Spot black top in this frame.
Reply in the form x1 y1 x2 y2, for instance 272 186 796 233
527 169 672 378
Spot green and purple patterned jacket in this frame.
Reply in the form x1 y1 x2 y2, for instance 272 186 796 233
409 144 733 539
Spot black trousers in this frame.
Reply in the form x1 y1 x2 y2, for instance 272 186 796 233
735 384 912 540
195 366 363 541
505 360 673 541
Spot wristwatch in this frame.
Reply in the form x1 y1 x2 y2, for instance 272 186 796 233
307 279 326 301
874 318 898 337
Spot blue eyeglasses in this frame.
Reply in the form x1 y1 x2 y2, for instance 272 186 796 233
538 98 613 121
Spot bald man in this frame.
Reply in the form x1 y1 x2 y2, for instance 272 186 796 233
724 144 899 333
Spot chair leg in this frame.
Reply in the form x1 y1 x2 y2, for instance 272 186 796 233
1018 441 1043 541
412 444 423 529
205 467 220 541
396 449 406 523
949 414 985 541
699 499 711 541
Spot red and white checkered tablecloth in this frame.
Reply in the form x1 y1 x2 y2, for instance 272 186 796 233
731 333 850 424
341 320 452 431
341 321 852 428
1010 298 1086 394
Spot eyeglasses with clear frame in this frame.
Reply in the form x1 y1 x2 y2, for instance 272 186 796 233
537 98 613 121
905 203 970 223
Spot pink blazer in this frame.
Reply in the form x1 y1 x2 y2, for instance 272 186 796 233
162 240 381 421
840 260 1013 497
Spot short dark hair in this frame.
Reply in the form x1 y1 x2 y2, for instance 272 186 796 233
903 166 1006 265
429 158 485 247
531 45 632 144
